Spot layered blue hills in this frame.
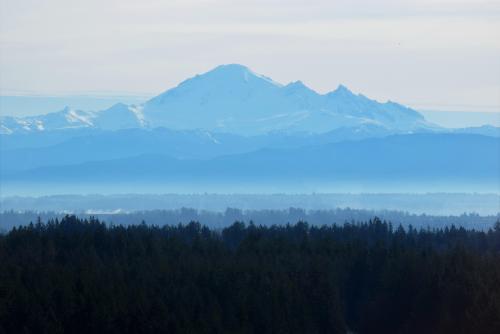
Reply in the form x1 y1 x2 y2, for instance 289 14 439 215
2 134 498 192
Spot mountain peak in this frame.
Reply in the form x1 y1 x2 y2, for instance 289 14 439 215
201 64 283 87
211 63 250 73
325 84 356 99
284 80 318 96
334 84 353 94
286 80 306 87
106 102 129 110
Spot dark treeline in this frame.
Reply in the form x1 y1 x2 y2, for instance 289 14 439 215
1 216 500 333
1 208 498 232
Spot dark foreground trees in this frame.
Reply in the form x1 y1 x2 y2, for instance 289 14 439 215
0 216 499 333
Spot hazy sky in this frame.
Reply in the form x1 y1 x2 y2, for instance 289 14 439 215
1 0 499 112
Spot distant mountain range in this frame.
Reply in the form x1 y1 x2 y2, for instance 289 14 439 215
1 64 498 194
3 134 498 191
2 64 497 139
2 64 435 135
1 125 498 174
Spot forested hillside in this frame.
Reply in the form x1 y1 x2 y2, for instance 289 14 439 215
1 216 499 333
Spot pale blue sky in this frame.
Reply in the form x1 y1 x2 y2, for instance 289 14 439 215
1 0 499 113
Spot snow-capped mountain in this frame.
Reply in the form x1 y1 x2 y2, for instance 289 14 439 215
1 64 434 135
0 104 144 134
142 64 433 134
1 107 95 134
